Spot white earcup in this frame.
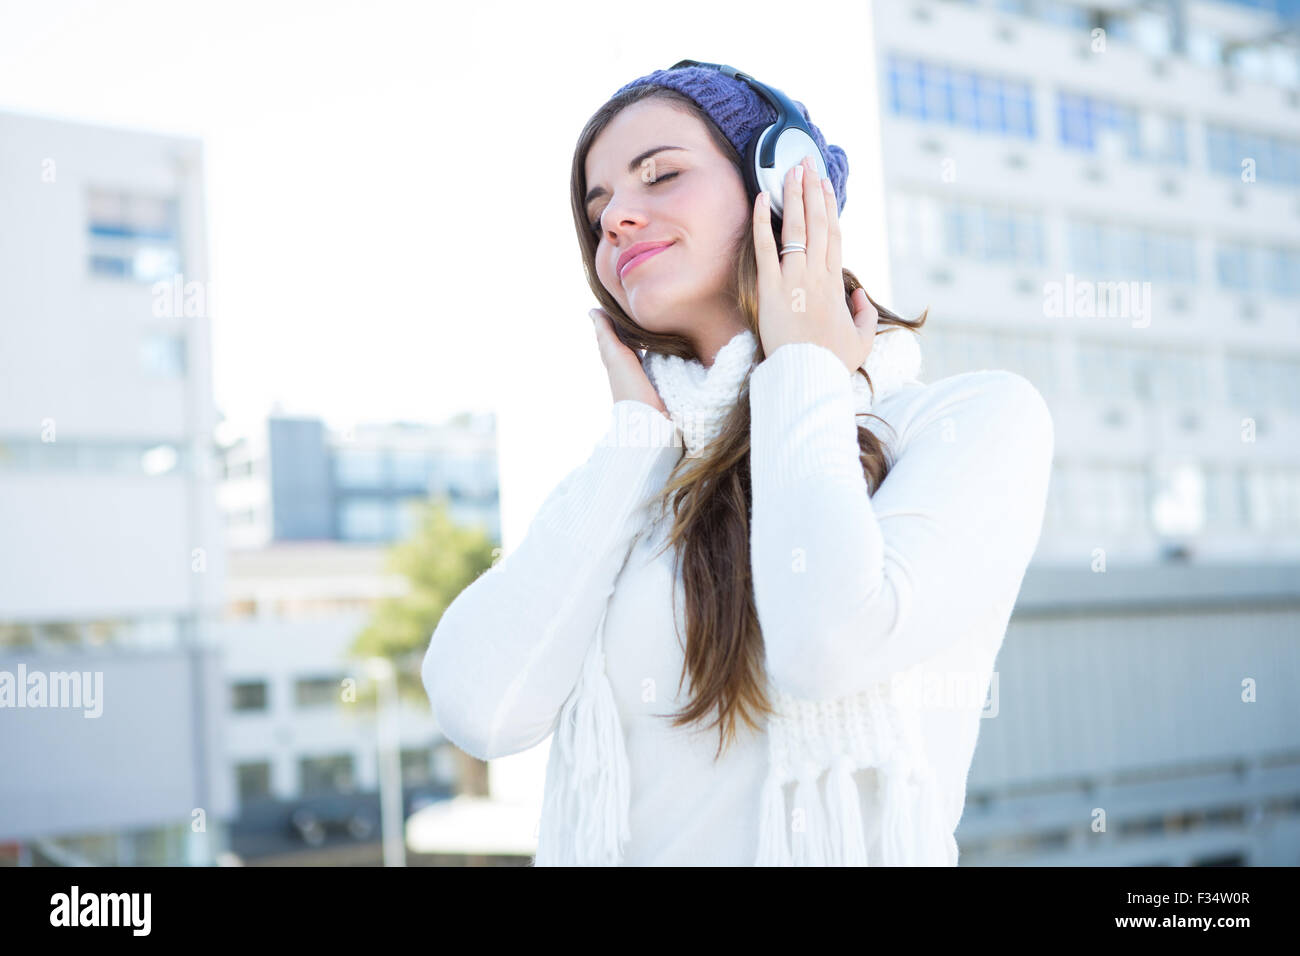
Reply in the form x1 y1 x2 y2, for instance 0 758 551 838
753 126 828 218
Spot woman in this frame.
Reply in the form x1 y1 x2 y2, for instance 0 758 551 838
422 63 1054 866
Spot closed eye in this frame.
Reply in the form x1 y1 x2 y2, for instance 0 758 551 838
589 172 680 237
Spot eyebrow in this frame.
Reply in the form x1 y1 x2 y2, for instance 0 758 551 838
584 145 688 210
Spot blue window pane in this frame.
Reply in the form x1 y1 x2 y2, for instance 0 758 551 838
1216 245 1249 290
1277 143 1298 184
977 80 1005 132
894 58 924 117
1167 119 1188 164
1105 15 1133 43
1268 248 1300 297
922 65 955 122
1246 134 1269 178
1015 87 1035 138
89 255 130 278
952 70 979 127
943 206 965 256
1115 109 1142 159
1040 0 1089 28
888 53 1036 140
1205 126 1230 173
1171 238 1196 282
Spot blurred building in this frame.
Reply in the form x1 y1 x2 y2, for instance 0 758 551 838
212 413 500 862
0 110 230 865
218 412 499 549
872 0 1300 864
215 542 458 865
878 0 1300 564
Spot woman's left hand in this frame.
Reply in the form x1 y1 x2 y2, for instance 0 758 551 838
752 154 878 373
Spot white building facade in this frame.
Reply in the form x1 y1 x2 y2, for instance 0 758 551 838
875 0 1300 565
0 109 231 865
869 0 1300 865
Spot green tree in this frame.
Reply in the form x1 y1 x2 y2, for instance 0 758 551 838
349 495 499 705
347 496 499 797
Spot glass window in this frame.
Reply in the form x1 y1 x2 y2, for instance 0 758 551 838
1216 242 1250 290
140 331 186 377
334 448 387 488
339 497 390 540
940 199 1045 267
1266 247 1300 297
299 754 356 796
235 761 272 805
391 449 432 488
886 53 1034 140
0 623 36 648
1145 352 1205 403
1216 241 1300 296
1188 28 1222 68
1038 1 1089 28
951 69 979 127
294 676 345 709
1133 10 1173 57
35 621 81 650
395 498 425 539
923 63 954 123
1205 124 1300 187
1204 467 1246 530
86 188 182 284
140 444 180 476
400 747 433 786
976 76 1006 132
232 680 268 712
1067 218 1196 284
1058 90 1179 164
1243 469 1300 532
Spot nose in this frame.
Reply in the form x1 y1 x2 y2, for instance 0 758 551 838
599 199 649 244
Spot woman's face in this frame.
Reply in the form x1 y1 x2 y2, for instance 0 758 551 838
583 99 750 344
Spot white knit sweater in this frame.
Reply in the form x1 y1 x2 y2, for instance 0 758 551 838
423 336 1054 865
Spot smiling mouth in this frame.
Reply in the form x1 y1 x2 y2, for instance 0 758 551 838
619 243 674 280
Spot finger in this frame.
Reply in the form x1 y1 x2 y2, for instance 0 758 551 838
589 308 613 355
752 190 779 293
803 156 827 270
822 173 842 278
850 288 879 331
780 160 807 274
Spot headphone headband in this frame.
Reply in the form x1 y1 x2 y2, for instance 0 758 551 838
666 58 828 220
667 58 817 171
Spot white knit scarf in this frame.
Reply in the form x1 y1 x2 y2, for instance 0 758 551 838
535 324 957 866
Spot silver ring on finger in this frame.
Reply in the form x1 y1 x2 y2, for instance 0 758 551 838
779 242 807 259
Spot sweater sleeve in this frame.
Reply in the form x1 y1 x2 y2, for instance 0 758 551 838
748 342 1054 701
422 399 682 761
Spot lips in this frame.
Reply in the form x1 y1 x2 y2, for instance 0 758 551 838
618 241 674 280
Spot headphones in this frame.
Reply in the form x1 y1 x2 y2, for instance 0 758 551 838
667 58 829 222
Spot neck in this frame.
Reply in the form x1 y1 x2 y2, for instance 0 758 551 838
690 318 750 369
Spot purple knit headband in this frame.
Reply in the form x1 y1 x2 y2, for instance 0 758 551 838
611 64 849 214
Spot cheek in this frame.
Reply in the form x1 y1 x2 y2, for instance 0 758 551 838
597 249 624 297
686 181 748 249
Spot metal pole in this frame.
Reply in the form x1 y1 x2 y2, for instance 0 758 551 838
368 658 406 866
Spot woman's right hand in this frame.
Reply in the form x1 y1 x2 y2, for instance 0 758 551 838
589 308 669 418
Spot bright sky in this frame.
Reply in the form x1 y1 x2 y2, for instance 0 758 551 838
0 0 885 548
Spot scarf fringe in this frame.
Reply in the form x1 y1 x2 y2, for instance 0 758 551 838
826 753 869 865
752 749 949 866
537 651 956 866
534 604 630 866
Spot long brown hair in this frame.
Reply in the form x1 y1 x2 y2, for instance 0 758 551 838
570 84 929 760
